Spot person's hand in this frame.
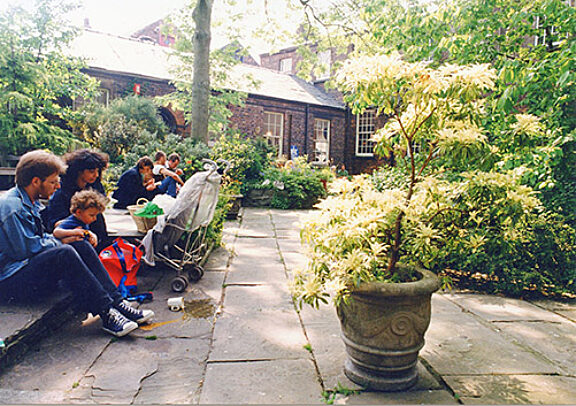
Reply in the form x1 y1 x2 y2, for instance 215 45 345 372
175 168 183 176
86 231 98 247
59 229 85 244
145 178 156 191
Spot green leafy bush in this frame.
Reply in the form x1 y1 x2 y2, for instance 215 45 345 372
73 96 168 163
246 158 332 210
210 131 275 191
371 167 576 297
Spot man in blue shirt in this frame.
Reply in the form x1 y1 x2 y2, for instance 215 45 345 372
0 150 154 337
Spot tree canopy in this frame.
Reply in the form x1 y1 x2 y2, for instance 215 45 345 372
0 0 98 161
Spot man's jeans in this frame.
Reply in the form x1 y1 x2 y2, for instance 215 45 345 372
157 177 177 198
0 240 122 315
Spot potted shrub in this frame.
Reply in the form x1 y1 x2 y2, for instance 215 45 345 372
292 53 497 391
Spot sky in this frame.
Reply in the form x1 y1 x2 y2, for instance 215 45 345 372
0 0 320 55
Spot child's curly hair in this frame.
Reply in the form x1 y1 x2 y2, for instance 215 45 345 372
70 189 108 214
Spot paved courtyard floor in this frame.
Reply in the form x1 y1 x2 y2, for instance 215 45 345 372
0 207 575 404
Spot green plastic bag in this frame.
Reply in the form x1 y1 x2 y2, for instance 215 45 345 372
134 202 164 218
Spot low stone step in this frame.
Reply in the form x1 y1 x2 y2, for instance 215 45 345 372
0 292 75 371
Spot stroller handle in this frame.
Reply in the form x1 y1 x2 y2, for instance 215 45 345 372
216 159 231 175
201 159 218 173
201 158 231 175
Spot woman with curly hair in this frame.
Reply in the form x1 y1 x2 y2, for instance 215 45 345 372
41 149 110 251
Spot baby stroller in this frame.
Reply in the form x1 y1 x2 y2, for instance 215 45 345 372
142 158 230 292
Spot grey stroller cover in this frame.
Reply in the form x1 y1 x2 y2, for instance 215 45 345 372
142 168 221 266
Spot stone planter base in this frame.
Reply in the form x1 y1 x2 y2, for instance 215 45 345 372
337 267 439 391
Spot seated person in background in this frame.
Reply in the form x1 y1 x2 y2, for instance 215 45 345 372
152 151 184 198
53 190 108 249
112 156 159 209
0 150 154 338
167 153 184 177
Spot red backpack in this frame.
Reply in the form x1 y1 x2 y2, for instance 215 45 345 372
99 238 143 291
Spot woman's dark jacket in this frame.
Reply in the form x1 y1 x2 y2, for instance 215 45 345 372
41 178 109 250
112 166 157 209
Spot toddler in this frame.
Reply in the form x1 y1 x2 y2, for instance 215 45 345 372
53 190 108 248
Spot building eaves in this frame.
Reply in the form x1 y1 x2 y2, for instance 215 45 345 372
69 30 344 110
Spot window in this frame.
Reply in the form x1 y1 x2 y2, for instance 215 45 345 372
73 88 110 110
317 50 331 80
356 110 375 156
279 58 292 74
314 119 330 164
264 111 284 157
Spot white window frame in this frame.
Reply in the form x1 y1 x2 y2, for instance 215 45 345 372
279 58 293 74
264 111 284 157
356 110 375 157
313 118 330 164
316 50 331 80
73 88 110 110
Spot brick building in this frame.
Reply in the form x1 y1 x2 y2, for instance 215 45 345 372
70 30 380 174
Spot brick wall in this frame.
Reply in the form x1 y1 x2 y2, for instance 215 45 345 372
228 95 347 165
83 69 188 135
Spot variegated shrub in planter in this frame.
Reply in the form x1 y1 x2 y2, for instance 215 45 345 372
292 53 497 391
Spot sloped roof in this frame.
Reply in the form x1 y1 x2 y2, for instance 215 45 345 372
69 30 345 110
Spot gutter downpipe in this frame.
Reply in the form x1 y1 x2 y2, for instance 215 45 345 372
304 103 309 157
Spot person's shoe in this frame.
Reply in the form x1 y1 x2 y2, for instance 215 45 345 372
114 300 154 324
100 307 138 337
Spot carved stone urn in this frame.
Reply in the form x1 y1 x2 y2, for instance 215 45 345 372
336 267 439 391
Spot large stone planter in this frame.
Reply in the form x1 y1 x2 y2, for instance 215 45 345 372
244 189 274 207
336 267 439 391
225 194 243 220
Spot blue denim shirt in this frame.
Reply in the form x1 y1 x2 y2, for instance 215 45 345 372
0 186 61 281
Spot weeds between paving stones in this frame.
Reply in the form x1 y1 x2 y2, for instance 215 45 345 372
321 382 362 404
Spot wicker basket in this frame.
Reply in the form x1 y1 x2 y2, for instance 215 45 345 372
127 198 158 233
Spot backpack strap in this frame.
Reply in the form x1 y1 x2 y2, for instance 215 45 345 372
111 240 128 274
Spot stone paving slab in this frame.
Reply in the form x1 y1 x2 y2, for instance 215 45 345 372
494 320 576 376
280 251 308 276
445 374 576 404
422 295 560 375
210 308 310 361
274 228 301 239
202 245 231 271
276 237 305 254
226 247 287 285
0 389 67 404
530 299 576 322
238 223 276 238
335 388 459 405
200 359 323 404
234 236 279 252
133 338 211 404
446 293 566 322
0 314 109 397
223 285 294 314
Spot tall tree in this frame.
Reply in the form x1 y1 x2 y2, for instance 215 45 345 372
190 0 213 143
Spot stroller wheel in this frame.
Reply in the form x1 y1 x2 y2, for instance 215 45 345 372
171 275 189 293
185 264 204 282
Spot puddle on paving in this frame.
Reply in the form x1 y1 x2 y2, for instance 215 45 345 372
139 299 216 331
183 299 215 319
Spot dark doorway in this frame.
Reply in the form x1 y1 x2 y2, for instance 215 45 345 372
158 107 178 134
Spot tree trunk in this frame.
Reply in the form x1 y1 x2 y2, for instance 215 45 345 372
191 0 213 143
